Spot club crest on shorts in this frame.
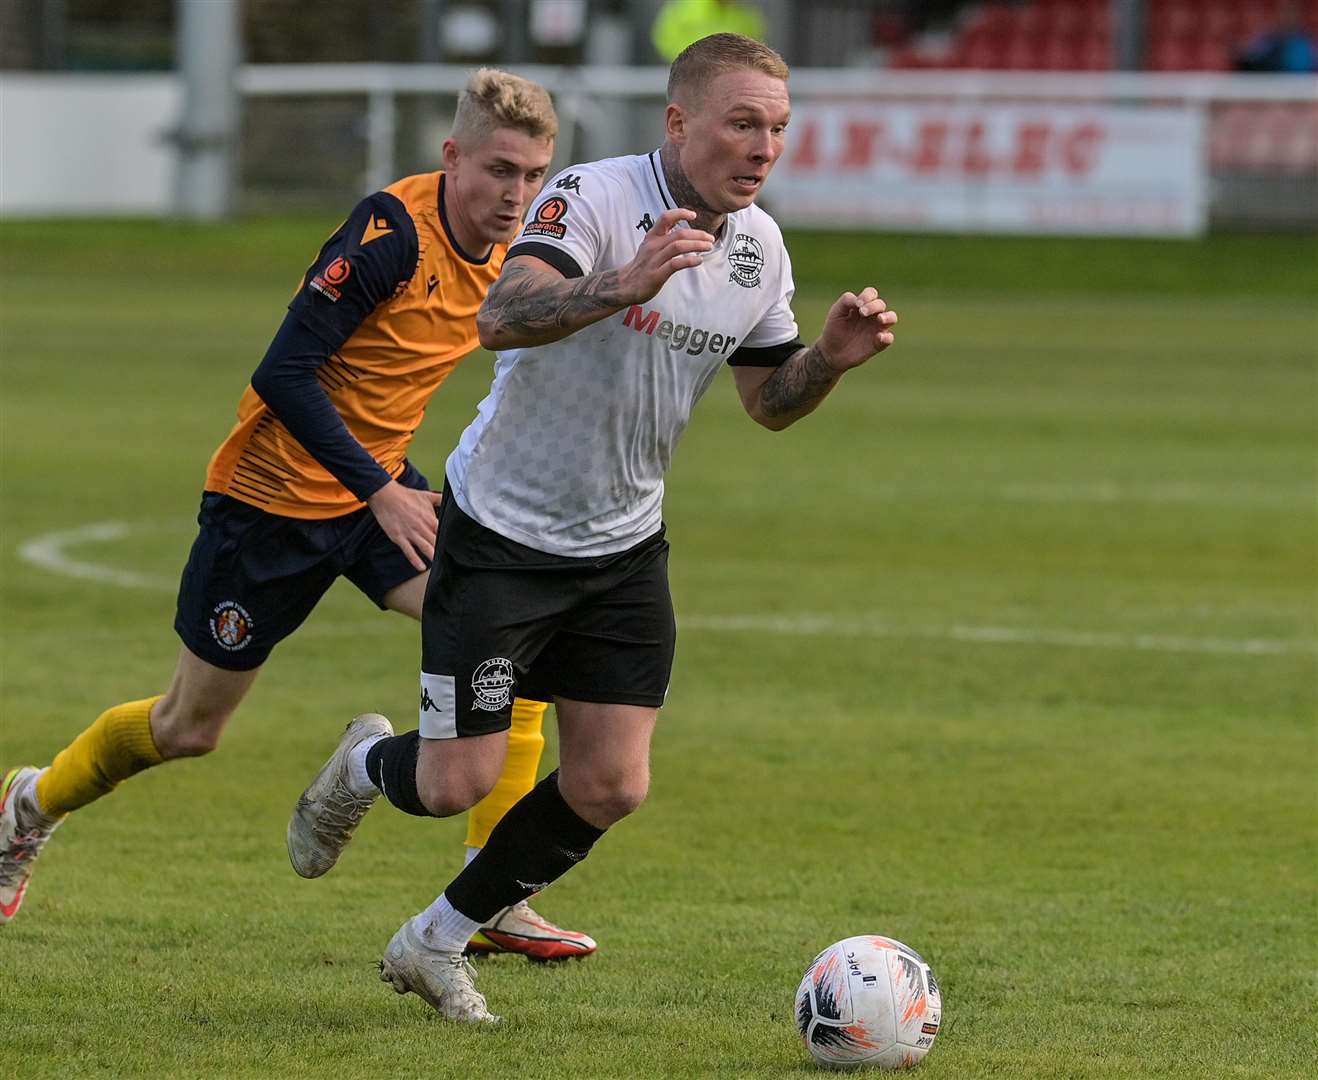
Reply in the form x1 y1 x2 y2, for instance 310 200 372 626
210 601 254 652
728 233 764 288
471 657 514 712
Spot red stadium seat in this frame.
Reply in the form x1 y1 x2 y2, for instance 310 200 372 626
1149 36 1192 70
1041 36 1083 71
1148 0 1198 40
961 34 1008 70
1005 33 1047 70
1079 33 1114 70
1191 37 1232 70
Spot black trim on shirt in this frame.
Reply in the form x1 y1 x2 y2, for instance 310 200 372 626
288 190 419 347
506 241 585 279
250 313 394 501
438 174 494 265
727 337 805 368
648 151 674 210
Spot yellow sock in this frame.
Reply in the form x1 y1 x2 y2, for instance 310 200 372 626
464 697 548 850
35 696 165 817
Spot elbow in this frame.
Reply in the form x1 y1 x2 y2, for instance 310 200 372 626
757 413 794 432
249 365 272 402
476 308 507 351
747 399 794 432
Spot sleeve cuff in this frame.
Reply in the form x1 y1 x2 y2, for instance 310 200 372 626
727 337 804 368
506 242 585 280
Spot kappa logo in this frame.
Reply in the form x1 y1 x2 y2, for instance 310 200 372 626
554 173 582 193
420 686 439 712
471 657 514 712
636 213 654 232
728 233 764 288
210 601 254 652
522 196 570 240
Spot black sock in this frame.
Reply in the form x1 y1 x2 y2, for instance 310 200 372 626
446 769 605 922
365 731 431 817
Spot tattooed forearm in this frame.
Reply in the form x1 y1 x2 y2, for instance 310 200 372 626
757 345 842 420
480 264 630 345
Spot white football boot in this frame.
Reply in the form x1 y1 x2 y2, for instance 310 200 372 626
467 899 598 961
1 767 60 924
380 919 502 1024
287 713 392 878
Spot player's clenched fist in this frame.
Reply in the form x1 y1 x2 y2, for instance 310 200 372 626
816 287 899 372
618 208 715 304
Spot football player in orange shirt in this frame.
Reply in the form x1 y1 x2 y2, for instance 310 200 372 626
1 69 595 960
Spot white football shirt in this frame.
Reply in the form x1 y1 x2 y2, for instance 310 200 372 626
445 150 802 557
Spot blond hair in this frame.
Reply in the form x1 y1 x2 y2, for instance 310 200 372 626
451 68 558 146
667 32 789 104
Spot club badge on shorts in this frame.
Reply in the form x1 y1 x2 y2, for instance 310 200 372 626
471 657 514 712
210 601 254 652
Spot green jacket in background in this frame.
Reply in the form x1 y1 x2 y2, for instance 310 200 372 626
651 0 767 61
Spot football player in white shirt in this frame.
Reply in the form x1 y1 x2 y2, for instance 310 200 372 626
291 33 899 1024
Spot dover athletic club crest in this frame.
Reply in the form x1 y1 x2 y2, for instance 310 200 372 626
728 232 764 288
471 657 515 712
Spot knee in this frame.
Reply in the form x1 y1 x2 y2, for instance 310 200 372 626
563 772 649 827
150 698 231 759
601 778 649 822
416 769 494 818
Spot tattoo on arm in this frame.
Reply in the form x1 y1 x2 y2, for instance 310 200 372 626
757 346 841 419
483 263 629 339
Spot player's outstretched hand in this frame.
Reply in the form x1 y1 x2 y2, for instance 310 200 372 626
366 480 445 572
619 208 715 304
817 288 899 372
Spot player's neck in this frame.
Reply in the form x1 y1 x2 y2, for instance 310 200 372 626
659 142 726 238
440 176 494 262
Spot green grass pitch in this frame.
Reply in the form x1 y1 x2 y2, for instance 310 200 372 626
0 220 1314 1078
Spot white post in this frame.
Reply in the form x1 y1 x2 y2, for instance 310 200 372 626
366 87 397 194
174 0 241 220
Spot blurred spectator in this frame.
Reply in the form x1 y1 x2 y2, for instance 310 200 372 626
651 0 766 61
1235 1 1317 73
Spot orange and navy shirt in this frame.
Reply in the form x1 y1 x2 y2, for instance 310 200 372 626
205 172 505 518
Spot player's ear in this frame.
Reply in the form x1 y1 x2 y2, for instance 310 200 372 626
441 137 461 172
664 102 687 145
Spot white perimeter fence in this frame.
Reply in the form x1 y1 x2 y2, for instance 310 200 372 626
3 65 1315 233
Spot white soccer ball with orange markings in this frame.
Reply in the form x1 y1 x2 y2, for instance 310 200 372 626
794 935 942 1070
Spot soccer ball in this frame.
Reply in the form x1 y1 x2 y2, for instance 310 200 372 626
794 935 942 1070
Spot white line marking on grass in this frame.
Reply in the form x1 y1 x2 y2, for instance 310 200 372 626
999 481 1307 509
679 614 1316 658
18 521 1315 659
18 522 176 591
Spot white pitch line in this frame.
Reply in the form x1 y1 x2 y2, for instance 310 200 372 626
17 521 176 592
999 481 1310 509
16 521 1316 659
679 614 1316 658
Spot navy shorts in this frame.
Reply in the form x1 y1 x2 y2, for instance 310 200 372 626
418 489 676 739
174 461 432 670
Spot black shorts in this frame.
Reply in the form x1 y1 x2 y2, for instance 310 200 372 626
174 461 432 670
418 489 676 739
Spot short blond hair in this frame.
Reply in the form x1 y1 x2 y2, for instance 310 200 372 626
667 33 789 104
451 68 558 145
